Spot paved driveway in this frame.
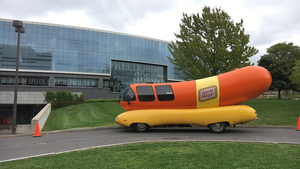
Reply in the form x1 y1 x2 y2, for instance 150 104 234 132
0 127 299 162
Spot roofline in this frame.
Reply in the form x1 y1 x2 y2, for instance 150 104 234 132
0 18 171 44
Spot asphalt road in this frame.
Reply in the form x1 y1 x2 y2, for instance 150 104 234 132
0 127 299 162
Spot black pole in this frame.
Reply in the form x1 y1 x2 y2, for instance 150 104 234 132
12 20 24 135
12 27 21 135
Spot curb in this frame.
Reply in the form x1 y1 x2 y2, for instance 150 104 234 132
234 125 297 129
0 125 297 139
0 126 123 138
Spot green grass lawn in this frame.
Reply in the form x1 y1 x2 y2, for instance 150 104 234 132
42 102 125 131
2 142 300 169
242 100 300 126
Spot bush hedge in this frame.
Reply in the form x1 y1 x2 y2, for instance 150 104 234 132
84 98 119 103
44 91 84 109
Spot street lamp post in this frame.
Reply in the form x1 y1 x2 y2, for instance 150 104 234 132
12 20 25 135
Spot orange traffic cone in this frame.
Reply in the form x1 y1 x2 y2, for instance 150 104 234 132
297 117 300 131
33 122 41 137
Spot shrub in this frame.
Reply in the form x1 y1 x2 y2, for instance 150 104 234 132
44 91 119 109
52 100 78 109
74 94 79 102
84 98 119 103
55 91 70 101
44 91 55 103
79 94 84 103
44 91 84 109
55 92 63 101
74 93 84 103
66 92 74 102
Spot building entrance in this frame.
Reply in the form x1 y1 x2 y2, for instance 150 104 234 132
0 104 45 125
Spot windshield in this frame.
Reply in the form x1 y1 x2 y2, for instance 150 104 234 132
119 86 136 101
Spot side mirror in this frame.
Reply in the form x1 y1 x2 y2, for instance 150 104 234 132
126 95 131 105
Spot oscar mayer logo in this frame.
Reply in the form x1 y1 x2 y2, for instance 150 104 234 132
199 86 217 102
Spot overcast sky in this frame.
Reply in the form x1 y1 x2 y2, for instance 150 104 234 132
1 0 299 64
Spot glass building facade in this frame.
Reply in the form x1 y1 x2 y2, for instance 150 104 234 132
0 18 185 93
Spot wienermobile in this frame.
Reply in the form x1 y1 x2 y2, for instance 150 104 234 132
115 66 272 133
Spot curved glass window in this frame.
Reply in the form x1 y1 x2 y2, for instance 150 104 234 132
119 87 128 101
105 60 167 92
126 88 136 101
119 86 136 101
0 19 186 83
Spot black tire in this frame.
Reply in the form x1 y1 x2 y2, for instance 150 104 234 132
133 123 149 132
208 122 226 133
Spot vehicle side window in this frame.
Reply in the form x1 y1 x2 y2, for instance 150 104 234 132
136 86 155 102
119 86 129 101
126 88 136 101
155 85 174 101
119 86 136 101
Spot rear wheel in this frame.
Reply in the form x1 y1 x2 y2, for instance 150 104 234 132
208 122 226 133
133 123 149 132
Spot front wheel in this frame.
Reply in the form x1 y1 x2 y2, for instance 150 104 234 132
133 123 149 132
208 122 226 133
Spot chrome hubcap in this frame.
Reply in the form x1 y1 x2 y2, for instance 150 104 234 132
212 122 223 131
136 123 147 131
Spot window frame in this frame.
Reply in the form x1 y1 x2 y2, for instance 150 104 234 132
155 85 175 101
136 86 155 102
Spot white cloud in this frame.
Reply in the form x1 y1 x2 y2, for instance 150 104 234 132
28 10 98 29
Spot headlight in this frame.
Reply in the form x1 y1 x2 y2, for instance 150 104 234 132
115 117 119 120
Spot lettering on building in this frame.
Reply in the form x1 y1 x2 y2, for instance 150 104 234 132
103 60 167 92
0 76 49 86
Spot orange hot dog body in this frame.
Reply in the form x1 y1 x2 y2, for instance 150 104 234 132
218 66 272 106
120 81 197 111
119 66 271 111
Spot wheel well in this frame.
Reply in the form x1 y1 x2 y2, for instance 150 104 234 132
130 123 149 127
224 122 230 126
207 122 230 127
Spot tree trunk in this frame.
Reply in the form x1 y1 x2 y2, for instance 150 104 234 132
278 90 281 100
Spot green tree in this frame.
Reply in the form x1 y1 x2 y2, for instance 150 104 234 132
167 6 258 80
258 42 300 99
290 60 300 90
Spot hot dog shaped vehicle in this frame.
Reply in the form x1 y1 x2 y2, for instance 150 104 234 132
115 66 272 133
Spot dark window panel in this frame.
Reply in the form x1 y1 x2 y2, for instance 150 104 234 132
155 85 175 101
136 86 155 102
